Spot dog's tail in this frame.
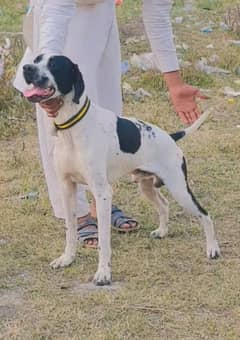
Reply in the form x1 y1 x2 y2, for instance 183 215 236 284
170 108 212 142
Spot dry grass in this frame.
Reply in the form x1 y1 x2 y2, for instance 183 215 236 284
0 1 240 339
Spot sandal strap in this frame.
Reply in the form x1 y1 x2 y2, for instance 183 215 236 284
77 231 98 242
78 230 98 237
77 218 97 231
111 205 138 229
77 217 98 242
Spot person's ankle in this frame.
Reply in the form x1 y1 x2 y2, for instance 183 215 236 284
90 202 97 219
77 213 90 224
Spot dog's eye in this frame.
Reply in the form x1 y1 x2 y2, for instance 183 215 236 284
48 58 59 72
34 54 44 64
48 58 54 67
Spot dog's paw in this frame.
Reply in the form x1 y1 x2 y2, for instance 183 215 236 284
93 266 111 286
207 241 220 260
50 254 75 269
150 228 168 239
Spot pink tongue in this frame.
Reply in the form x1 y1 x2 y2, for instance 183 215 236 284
23 87 49 98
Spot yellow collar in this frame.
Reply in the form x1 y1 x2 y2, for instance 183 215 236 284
54 96 90 130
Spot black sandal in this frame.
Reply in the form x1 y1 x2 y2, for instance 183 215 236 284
77 218 98 248
111 205 139 232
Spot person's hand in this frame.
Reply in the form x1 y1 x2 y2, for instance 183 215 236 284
163 71 208 125
169 83 208 124
115 0 123 5
39 97 64 118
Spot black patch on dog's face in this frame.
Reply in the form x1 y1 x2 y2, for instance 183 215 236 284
181 157 208 216
23 64 44 86
34 54 44 64
47 56 84 103
117 118 141 154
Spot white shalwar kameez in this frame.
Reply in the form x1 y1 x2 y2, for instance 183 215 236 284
14 0 179 219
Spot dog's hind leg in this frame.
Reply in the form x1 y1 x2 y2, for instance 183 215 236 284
162 157 220 259
50 180 78 268
139 177 169 239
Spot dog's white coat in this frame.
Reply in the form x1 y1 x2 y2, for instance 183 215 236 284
32 56 220 285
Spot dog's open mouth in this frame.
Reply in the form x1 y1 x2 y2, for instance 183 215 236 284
23 86 55 103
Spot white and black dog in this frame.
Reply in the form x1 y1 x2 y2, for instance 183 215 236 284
23 54 220 285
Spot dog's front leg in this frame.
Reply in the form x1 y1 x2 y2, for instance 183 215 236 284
50 180 78 269
91 182 112 286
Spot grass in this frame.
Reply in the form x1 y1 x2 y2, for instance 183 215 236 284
0 1 240 339
0 0 27 32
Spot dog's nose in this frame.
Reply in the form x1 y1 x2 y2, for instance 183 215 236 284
23 64 35 73
23 64 38 84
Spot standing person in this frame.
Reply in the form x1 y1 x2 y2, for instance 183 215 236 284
14 0 206 248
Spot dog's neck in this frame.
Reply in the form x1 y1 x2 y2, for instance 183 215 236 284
53 90 89 128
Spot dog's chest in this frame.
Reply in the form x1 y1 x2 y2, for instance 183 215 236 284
54 137 88 184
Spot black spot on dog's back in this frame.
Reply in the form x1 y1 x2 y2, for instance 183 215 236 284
135 120 156 140
138 120 152 132
117 118 141 154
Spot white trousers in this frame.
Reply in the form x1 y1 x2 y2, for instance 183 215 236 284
15 1 122 218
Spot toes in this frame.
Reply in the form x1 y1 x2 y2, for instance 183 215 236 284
50 259 62 269
121 222 136 230
209 249 220 260
95 278 111 286
120 221 138 231
150 231 162 239
84 238 98 248
150 229 167 239
93 268 112 286
210 252 220 260
50 254 74 268
207 242 220 260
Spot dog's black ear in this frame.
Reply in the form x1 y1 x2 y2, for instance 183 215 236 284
72 64 84 104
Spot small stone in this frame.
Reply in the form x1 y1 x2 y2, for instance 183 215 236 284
223 87 240 97
209 54 220 64
19 191 39 200
219 22 229 31
182 43 189 50
229 40 240 46
121 60 130 75
200 27 213 33
174 17 183 24
235 66 240 75
180 60 192 68
206 44 214 49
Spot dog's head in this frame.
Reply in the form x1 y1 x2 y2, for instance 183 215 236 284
23 54 84 104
